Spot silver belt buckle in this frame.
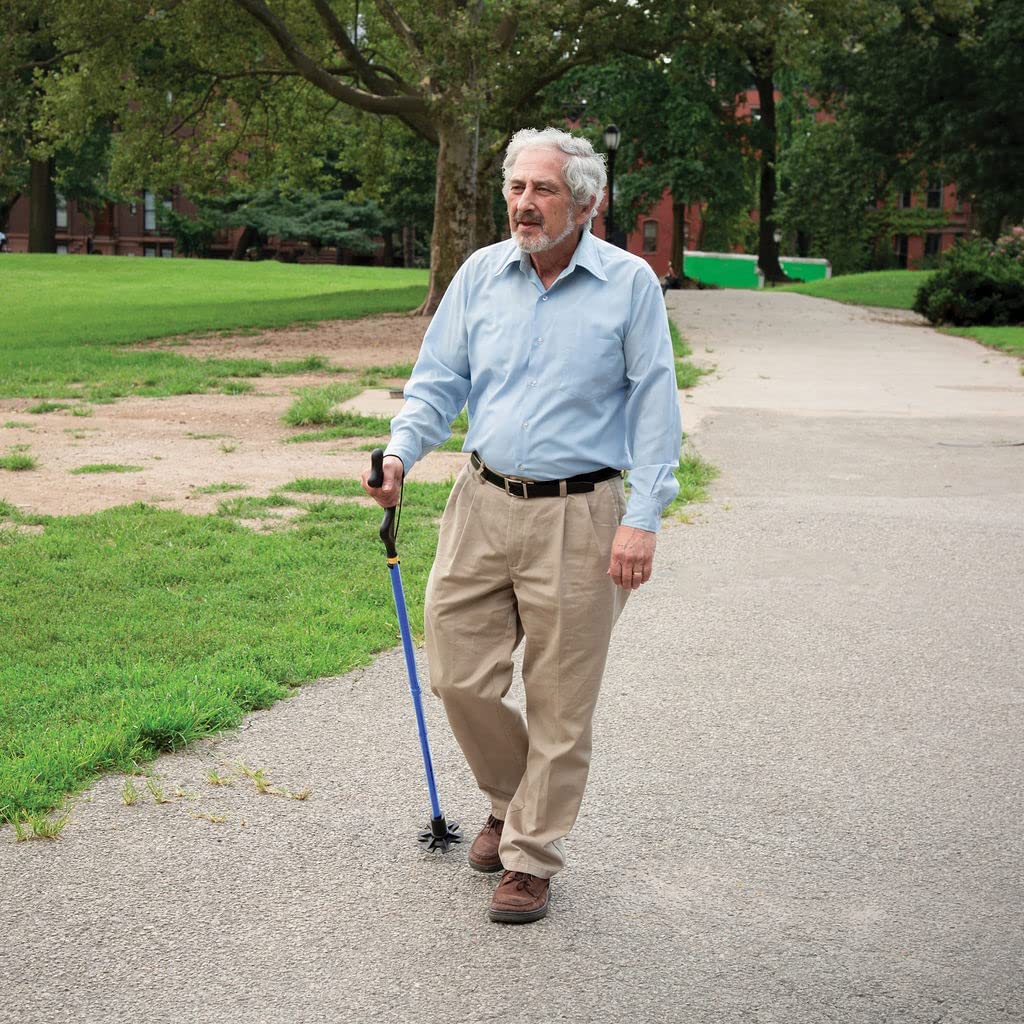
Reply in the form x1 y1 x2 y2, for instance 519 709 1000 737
503 473 534 499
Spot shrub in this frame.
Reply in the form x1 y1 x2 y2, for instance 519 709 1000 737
913 236 1024 326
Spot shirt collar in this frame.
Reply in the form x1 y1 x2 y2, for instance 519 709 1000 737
494 229 609 283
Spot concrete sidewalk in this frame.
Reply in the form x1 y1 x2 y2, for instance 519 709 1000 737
2 291 1022 1023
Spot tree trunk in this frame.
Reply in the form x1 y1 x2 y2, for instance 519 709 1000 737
230 224 258 260
416 119 478 315
753 70 788 285
671 201 686 277
474 146 502 249
0 193 19 233
28 158 56 253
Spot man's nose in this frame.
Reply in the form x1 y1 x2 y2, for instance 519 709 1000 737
518 186 538 208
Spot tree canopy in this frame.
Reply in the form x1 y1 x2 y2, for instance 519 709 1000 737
37 0 681 308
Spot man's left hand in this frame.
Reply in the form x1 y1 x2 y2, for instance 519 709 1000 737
607 526 657 590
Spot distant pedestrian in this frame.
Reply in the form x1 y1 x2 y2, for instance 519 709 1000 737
0 230 8 253
661 261 681 293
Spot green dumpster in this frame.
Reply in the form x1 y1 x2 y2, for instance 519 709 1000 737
683 251 831 289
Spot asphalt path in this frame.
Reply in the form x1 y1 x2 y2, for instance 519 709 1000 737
1 290 1021 1023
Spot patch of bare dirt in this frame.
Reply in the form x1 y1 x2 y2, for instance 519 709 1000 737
136 313 429 368
0 316 468 520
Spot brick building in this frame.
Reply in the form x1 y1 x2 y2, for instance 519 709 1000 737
5 190 187 258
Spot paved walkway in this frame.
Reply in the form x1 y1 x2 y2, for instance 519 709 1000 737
2 292 1022 1023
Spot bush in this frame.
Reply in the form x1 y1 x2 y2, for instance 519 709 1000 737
913 236 1024 326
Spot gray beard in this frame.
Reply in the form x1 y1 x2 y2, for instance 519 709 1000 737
514 213 577 254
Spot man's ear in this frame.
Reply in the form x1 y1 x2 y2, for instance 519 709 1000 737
575 197 597 226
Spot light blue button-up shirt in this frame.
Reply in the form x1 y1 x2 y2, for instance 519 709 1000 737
385 229 682 532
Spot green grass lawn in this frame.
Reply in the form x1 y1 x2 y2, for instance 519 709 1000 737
0 256 427 401
777 270 932 309
0 487 450 827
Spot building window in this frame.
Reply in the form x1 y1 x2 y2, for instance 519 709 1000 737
924 233 942 258
55 194 68 229
642 220 658 253
926 179 943 209
894 234 909 269
897 190 912 210
144 245 157 257
143 193 171 231
160 245 174 258
56 243 69 255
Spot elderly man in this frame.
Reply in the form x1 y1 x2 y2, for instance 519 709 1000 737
363 127 681 924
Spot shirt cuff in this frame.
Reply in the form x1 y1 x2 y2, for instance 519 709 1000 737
383 441 415 476
622 493 663 533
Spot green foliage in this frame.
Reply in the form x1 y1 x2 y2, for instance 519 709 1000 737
913 238 1024 326
777 116 955 274
542 48 756 251
824 0 1023 236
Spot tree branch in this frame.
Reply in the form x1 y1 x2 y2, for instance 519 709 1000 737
371 0 423 58
15 48 85 71
230 0 431 127
309 0 413 97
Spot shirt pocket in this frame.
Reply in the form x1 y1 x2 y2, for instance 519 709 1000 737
560 311 627 402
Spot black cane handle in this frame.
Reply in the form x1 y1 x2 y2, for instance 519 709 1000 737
369 448 399 559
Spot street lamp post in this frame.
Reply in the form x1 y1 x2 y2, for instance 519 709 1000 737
603 124 621 248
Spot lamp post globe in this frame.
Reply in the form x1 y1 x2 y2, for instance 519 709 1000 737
603 124 621 248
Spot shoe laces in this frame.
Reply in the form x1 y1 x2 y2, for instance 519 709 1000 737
503 870 541 893
484 814 503 833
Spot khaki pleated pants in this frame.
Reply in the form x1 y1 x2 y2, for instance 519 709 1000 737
424 462 629 878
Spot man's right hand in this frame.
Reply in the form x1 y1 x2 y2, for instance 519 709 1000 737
361 454 405 508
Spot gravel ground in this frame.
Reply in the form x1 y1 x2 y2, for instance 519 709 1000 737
1 290 1021 1024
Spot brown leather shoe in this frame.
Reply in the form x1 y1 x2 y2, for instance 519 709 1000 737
467 815 504 872
488 870 550 924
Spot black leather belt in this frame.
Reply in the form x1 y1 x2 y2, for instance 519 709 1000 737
470 451 621 499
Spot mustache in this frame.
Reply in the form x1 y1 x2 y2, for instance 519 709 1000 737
515 215 543 226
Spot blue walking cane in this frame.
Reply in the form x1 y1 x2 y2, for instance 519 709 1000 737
368 449 460 853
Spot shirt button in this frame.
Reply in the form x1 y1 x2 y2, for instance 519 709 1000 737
517 463 524 470
541 296 548 302
530 380 537 387
522 421 529 428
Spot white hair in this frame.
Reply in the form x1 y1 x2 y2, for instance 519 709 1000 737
502 127 607 227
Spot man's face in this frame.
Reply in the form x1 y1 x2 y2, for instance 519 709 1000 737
506 148 590 254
